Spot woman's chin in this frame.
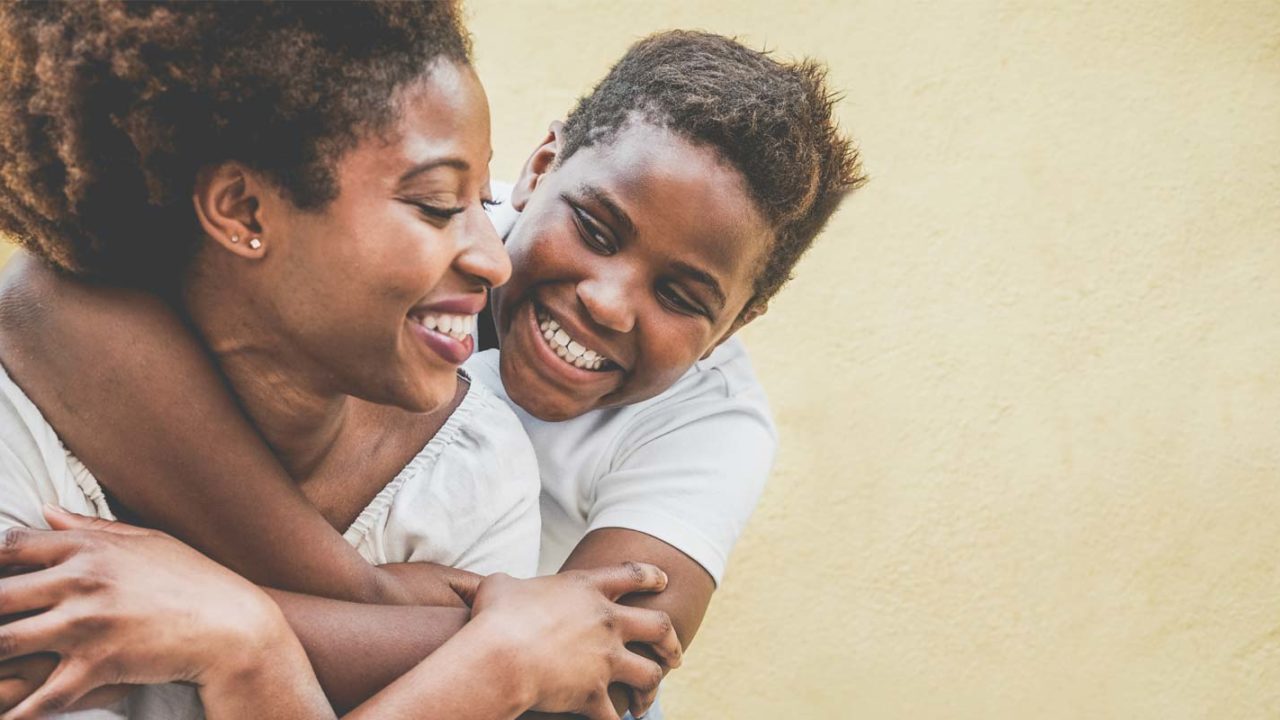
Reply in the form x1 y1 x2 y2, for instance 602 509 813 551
372 373 459 415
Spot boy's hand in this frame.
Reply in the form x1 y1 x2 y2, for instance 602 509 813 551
376 562 482 607
467 563 683 719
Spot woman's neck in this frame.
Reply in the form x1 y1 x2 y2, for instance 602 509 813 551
181 262 349 481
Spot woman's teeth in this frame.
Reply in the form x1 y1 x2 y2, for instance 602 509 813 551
413 312 473 342
537 311 610 371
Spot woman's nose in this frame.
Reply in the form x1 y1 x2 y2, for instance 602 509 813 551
456 204 512 289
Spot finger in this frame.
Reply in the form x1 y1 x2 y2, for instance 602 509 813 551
0 652 58 682
0 567 79 617
0 613 64 664
610 653 663 717
448 571 481 607
5 659 93 720
71 683 136 712
0 677 33 713
579 687 621 720
613 606 681 670
585 562 668 601
43 505 152 537
0 527 81 569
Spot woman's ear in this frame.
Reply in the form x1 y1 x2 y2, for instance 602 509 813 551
510 120 565 212
192 162 269 259
702 302 769 360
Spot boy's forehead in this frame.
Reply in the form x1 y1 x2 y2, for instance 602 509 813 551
559 125 772 301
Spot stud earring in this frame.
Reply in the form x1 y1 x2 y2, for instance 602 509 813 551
248 238 262 250
231 234 240 244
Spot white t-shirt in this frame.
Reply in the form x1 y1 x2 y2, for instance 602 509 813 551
467 186 777 585
0 365 540 719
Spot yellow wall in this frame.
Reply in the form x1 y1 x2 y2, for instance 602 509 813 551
2 3 1275 718
468 2 1280 718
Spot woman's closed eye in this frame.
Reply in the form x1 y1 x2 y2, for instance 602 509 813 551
407 197 502 223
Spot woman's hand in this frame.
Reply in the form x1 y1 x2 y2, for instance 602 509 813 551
467 563 683 720
0 506 321 719
0 654 132 715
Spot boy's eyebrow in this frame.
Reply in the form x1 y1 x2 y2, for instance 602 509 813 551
575 184 636 237
671 260 727 309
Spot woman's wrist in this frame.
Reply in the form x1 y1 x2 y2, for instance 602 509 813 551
197 591 299 687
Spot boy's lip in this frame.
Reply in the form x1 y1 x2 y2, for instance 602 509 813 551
519 301 624 390
531 299 629 372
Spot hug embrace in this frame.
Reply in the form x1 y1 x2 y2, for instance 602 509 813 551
0 2 862 719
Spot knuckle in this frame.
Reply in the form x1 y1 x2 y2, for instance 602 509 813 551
71 612 112 636
37 690 74 714
96 655 127 685
599 606 616 631
622 561 646 584
70 570 107 595
1 527 27 552
658 613 673 636
645 664 664 691
0 629 15 657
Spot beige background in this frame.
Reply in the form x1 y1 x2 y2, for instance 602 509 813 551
2 2 1276 718
467 1 1280 718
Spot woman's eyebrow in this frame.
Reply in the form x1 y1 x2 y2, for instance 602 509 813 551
398 149 493 184
573 183 636 238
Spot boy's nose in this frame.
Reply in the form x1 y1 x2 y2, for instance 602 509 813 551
577 275 636 334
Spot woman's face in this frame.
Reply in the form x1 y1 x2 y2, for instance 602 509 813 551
248 61 508 413
493 123 773 421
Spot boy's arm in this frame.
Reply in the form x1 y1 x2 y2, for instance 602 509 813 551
0 253 449 605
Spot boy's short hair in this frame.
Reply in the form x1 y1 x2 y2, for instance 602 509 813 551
560 30 866 310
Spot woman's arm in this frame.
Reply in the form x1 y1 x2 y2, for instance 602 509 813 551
0 511 682 720
0 511 335 720
0 252 462 605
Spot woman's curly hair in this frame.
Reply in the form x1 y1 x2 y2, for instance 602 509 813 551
560 30 866 309
0 0 471 289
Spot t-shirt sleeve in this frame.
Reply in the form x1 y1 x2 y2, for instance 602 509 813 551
585 394 777 586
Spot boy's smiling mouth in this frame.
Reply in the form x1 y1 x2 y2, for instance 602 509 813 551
535 306 618 372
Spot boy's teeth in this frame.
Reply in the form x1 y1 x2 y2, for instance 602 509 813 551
415 312 472 341
535 309 610 371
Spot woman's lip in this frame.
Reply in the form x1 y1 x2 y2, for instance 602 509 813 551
412 292 488 316
408 319 473 365
524 301 619 385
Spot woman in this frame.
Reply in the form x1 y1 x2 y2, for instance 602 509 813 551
0 2 675 718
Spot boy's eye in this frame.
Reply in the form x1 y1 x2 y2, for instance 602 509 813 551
481 198 503 211
571 206 616 255
658 284 709 318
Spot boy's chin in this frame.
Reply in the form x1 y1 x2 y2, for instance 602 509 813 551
508 386 592 422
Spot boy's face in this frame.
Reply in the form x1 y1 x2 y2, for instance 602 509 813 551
492 122 772 421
